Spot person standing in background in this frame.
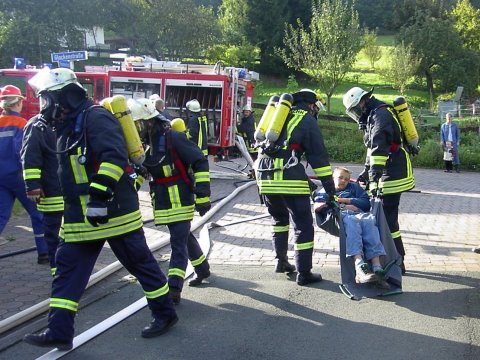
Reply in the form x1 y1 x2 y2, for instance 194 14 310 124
0 85 48 264
440 112 460 173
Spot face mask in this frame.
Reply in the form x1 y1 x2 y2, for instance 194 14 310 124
39 91 62 122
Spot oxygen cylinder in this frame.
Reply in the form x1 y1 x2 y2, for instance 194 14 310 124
266 93 293 142
393 96 419 147
254 95 279 141
99 97 113 112
109 95 145 165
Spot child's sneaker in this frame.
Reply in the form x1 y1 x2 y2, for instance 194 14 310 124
355 262 377 284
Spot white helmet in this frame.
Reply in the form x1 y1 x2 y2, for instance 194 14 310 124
149 94 160 101
186 99 201 112
343 87 370 122
242 105 252 112
28 67 84 96
127 98 160 121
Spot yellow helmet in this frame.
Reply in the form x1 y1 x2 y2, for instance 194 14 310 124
171 118 186 132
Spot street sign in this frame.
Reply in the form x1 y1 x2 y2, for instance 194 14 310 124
51 51 88 62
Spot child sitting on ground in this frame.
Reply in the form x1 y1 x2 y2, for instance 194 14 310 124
313 166 386 284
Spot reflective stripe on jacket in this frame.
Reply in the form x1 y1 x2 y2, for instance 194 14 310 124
365 99 415 195
21 115 64 213
57 102 142 242
256 104 334 196
145 128 210 225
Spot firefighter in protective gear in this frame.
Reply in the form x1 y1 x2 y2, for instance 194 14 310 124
237 105 255 149
255 88 336 286
0 85 48 264
21 114 64 275
128 98 211 304
185 99 208 156
343 86 415 274
23 69 177 350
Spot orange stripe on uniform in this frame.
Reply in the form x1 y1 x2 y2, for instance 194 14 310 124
0 115 27 129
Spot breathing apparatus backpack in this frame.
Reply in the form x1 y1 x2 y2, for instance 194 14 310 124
254 93 294 155
100 95 146 165
392 96 420 155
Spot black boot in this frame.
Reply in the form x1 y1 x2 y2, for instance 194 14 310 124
23 330 73 350
454 164 460 173
275 257 296 273
188 269 211 287
296 271 322 286
141 315 178 338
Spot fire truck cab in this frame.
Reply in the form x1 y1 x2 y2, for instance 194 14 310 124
0 59 258 154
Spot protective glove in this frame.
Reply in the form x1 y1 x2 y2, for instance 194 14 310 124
195 198 211 217
86 198 109 227
325 193 337 208
407 144 420 156
134 165 149 180
27 189 44 203
356 166 369 185
369 168 383 183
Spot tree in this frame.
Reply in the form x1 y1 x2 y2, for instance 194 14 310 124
382 41 421 94
450 0 480 51
0 0 110 67
278 0 363 113
362 29 382 69
219 0 290 74
399 8 478 107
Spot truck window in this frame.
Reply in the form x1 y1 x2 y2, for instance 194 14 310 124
0 75 26 95
109 77 161 99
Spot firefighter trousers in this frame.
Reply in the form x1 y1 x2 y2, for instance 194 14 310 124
167 221 210 290
264 194 314 274
48 229 175 342
382 193 405 257
43 212 62 270
0 177 47 255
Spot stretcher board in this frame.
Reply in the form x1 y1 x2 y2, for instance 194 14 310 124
316 198 403 300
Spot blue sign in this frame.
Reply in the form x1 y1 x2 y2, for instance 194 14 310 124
58 60 71 68
51 51 88 62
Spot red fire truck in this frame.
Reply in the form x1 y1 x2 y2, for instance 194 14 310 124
0 58 258 153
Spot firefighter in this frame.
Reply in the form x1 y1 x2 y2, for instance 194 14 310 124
185 99 208 156
343 87 415 275
23 68 177 350
255 89 336 286
21 113 64 276
128 98 211 304
0 85 48 264
237 104 256 156
238 104 255 146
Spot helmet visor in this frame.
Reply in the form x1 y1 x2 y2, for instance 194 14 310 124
346 103 363 122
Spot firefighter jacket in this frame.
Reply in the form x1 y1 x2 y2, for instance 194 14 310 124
56 100 143 242
363 97 415 195
186 112 208 156
21 115 64 213
0 111 26 180
255 102 335 196
237 113 255 147
143 122 210 225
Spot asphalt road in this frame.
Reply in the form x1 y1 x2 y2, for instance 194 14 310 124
3 266 479 360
